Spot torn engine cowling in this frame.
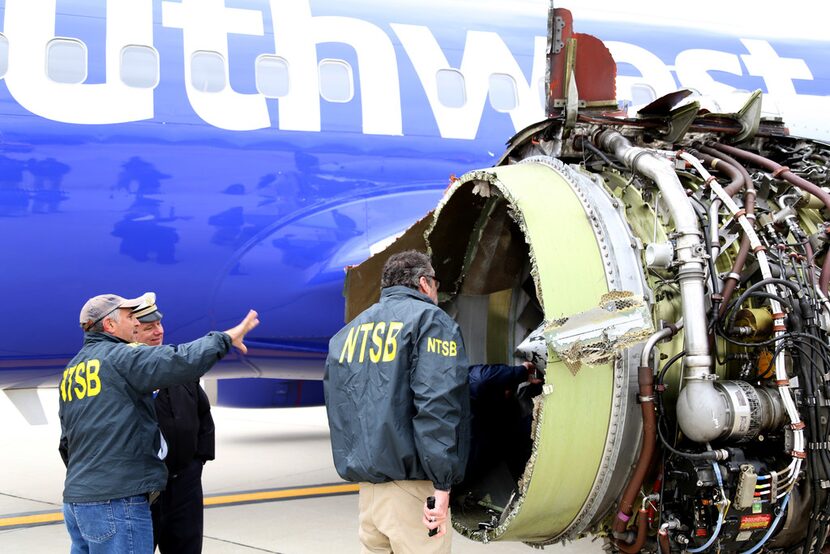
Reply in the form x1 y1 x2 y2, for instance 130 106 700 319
345 102 830 551
439 110 830 551
426 112 830 552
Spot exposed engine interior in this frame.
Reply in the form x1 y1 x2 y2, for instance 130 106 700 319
343 6 830 551
428 111 830 552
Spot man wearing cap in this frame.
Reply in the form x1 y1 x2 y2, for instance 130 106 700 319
58 293 258 554
132 298 214 554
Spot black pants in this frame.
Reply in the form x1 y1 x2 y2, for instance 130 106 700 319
152 458 204 554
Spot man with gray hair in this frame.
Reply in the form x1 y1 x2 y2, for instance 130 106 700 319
59 292 258 554
325 250 470 553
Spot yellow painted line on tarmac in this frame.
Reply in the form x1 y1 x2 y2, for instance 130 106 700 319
0 483 359 530
204 482 359 507
0 511 64 528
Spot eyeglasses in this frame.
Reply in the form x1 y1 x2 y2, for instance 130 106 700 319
424 274 441 290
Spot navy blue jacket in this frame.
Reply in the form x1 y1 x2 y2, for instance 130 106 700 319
467 364 531 481
469 364 527 403
58 331 230 502
324 286 471 491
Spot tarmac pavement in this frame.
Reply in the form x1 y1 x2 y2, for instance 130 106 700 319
0 388 604 553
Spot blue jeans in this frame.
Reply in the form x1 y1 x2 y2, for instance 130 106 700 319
63 495 154 554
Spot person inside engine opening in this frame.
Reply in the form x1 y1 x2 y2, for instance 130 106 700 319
460 361 543 508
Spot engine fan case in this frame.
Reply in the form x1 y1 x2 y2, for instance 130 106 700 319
426 158 652 543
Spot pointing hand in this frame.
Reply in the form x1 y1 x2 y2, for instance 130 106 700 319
224 310 260 354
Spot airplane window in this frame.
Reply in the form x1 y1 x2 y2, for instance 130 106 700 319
191 50 226 93
255 55 290 98
436 69 466 108
630 82 657 106
488 73 518 112
46 38 87 84
319 59 353 103
120 45 159 89
0 34 8 78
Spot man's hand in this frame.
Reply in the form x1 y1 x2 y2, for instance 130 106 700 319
223 310 260 354
522 361 543 385
422 489 450 537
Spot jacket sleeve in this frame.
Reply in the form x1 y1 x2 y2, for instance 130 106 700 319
113 332 232 394
410 312 471 491
58 431 69 468
195 382 216 463
468 364 527 401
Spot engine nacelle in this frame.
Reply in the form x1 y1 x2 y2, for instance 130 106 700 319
345 106 830 551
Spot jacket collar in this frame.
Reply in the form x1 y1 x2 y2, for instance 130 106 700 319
381 285 435 305
83 332 130 345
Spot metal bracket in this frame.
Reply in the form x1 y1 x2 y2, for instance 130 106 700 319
732 90 764 144
552 16 565 54
661 102 700 143
563 38 579 129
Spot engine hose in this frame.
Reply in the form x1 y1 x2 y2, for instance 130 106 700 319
687 148 742 273
720 236 751 316
613 364 658 536
698 145 756 219
614 323 681 540
710 142 830 295
691 149 744 197
658 528 670 554
656 423 725 461
615 509 649 554
698 145 756 312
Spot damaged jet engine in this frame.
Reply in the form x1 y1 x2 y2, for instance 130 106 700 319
342 6 830 553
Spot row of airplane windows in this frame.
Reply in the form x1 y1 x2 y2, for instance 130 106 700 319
0 34 528 112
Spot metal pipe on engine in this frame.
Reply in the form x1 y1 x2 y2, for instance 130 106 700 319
595 130 711 380
640 321 683 369
678 152 803 459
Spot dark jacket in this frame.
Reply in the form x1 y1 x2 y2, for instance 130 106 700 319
58 331 230 503
469 364 527 404
154 382 215 475
324 285 471 491
467 364 533 482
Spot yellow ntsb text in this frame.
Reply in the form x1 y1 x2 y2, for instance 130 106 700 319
60 360 102 402
426 337 457 357
339 321 403 363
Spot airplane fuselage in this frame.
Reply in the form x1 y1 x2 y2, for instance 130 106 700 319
0 0 828 387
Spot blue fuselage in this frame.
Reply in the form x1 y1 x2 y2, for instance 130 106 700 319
1 0 828 387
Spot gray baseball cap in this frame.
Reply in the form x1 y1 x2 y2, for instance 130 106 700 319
79 293 151 331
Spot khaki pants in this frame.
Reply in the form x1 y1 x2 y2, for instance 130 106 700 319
358 480 452 554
